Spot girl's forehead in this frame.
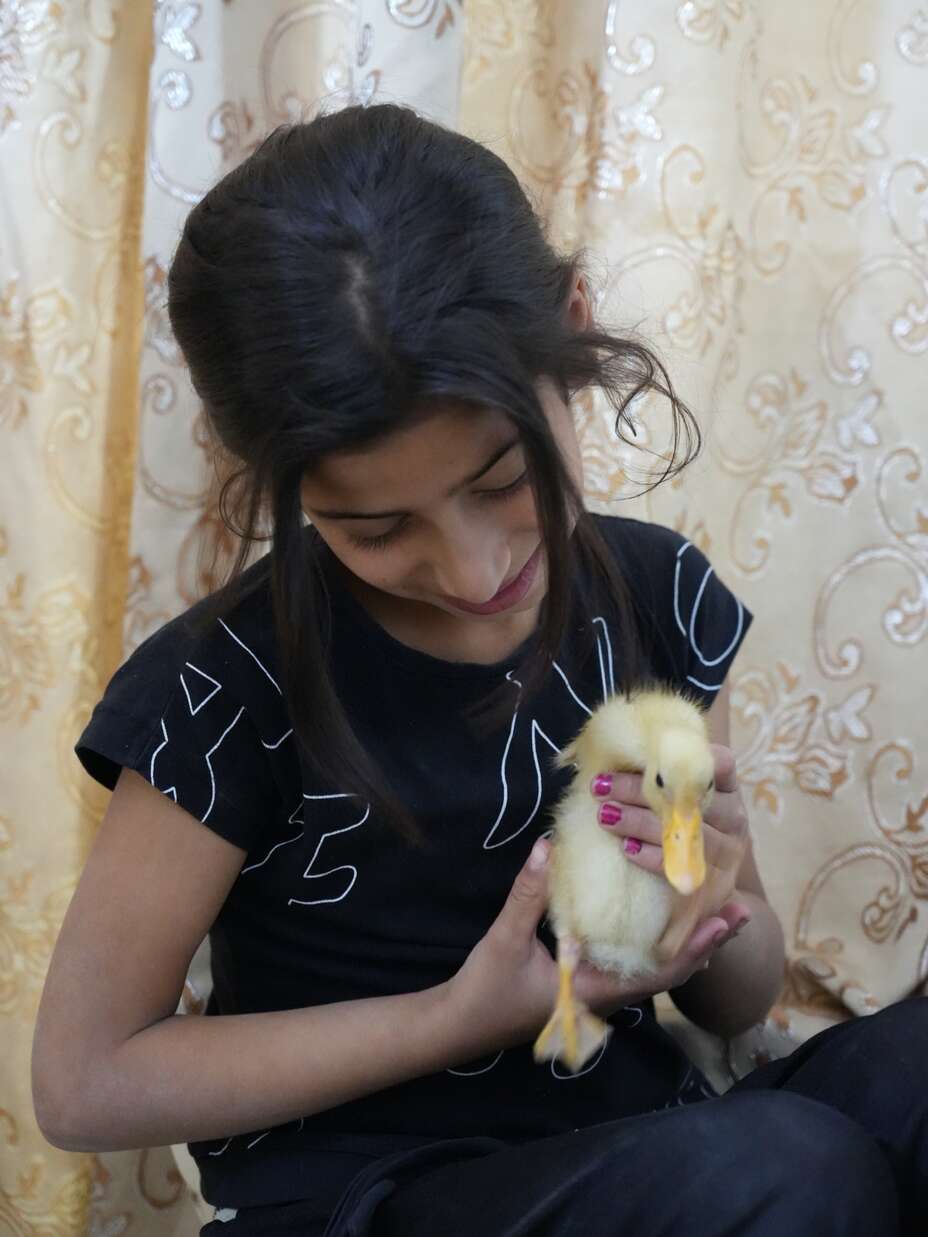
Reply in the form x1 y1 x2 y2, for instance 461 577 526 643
304 405 516 504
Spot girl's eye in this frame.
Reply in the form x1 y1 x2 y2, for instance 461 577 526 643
346 472 529 551
479 471 529 501
348 520 407 551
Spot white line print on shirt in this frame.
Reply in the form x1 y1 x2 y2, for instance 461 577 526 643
262 728 293 749
673 541 744 694
482 617 613 851
289 794 371 906
201 707 246 822
447 1050 505 1076
219 617 283 693
218 620 295 750
240 795 371 907
179 661 221 715
149 719 177 801
240 802 304 876
149 707 245 823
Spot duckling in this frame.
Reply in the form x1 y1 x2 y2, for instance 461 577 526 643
533 685 741 1073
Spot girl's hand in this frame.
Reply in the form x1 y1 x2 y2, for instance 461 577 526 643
589 744 752 933
440 835 750 1059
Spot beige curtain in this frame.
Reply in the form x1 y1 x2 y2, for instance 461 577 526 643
4 1 925 1232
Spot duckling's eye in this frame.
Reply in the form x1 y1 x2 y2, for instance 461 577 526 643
707 778 715 792
655 772 664 789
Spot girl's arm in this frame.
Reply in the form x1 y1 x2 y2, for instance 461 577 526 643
32 768 463 1152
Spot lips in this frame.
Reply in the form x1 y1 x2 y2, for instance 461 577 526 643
444 545 542 616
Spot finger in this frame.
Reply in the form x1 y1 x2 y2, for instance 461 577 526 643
596 802 661 845
707 791 752 841
494 838 550 946
709 744 738 795
713 899 753 935
701 822 744 869
590 771 648 807
682 915 731 960
621 839 663 874
679 906 753 974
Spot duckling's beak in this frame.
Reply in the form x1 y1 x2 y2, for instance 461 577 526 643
662 804 706 895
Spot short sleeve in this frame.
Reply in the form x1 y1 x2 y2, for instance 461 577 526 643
75 626 279 854
671 536 754 707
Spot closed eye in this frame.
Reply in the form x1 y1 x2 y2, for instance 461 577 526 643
348 472 530 550
476 471 529 501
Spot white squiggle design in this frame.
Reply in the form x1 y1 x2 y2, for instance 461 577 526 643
149 719 176 800
482 622 613 851
593 616 616 696
552 661 593 717
447 1050 505 1076
219 619 282 693
241 802 304 876
261 728 293 749
202 708 246 823
621 1005 643 1028
673 542 745 692
289 793 370 907
179 662 221 715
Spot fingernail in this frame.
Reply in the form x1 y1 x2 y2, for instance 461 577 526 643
598 802 623 826
591 774 613 798
624 837 642 855
734 918 749 934
529 839 549 870
712 929 728 946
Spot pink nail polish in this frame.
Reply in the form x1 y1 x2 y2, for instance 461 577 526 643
624 837 642 855
598 802 623 826
591 774 613 798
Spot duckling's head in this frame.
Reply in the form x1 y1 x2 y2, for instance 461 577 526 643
643 729 715 896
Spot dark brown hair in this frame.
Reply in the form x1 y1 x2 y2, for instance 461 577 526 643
167 103 700 846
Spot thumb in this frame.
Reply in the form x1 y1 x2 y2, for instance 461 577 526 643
494 837 551 945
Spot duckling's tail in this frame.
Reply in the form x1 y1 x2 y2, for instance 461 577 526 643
533 948 613 1073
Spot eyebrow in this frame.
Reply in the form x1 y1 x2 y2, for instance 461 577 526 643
309 437 522 520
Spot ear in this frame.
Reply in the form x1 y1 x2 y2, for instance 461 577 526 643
565 275 593 334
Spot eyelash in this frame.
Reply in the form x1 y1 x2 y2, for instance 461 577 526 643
348 472 530 551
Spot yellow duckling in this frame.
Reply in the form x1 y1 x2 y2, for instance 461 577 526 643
533 685 739 1073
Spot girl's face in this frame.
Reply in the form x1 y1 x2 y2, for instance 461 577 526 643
300 380 583 626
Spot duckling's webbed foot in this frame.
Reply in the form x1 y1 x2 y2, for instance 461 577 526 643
533 935 613 1073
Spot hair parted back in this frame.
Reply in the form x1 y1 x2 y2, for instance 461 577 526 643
167 102 701 847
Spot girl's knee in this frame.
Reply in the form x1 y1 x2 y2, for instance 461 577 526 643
714 1092 898 1228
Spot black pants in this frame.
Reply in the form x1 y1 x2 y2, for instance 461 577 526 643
202 996 926 1236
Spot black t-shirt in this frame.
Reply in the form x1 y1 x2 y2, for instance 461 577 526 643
75 515 753 1211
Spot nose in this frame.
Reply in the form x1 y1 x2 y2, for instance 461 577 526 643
431 522 510 604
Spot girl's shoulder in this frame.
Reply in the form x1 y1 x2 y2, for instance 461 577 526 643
589 511 690 568
75 552 286 853
589 511 755 703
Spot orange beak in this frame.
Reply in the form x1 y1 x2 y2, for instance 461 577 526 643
662 805 706 895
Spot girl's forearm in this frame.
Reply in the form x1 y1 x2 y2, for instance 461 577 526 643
42 981 462 1154
669 892 786 1039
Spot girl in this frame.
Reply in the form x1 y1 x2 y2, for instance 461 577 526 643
33 104 923 1236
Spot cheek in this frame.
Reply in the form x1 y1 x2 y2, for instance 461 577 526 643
512 484 541 531
338 547 412 593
